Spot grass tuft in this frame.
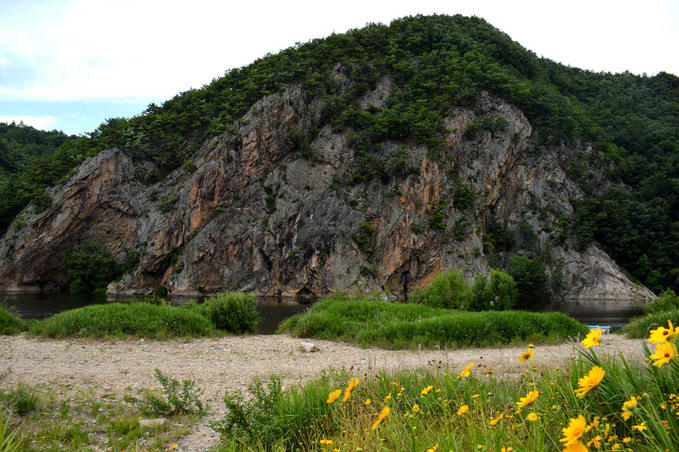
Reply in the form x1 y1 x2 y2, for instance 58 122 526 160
278 294 587 349
0 305 25 335
28 302 216 339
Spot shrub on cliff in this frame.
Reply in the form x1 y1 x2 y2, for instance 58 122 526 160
0 305 25 335
190 292 261 334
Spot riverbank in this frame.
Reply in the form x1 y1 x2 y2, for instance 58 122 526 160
0 333 648 452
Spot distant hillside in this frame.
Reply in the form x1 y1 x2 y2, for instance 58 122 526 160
1 14 677 295
0 122 80 233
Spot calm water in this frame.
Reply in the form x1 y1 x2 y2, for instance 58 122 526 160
0 292 312 335
1 292 645 334
542 301 645 331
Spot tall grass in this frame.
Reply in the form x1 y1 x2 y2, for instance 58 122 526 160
29 302 216 339
185 292 261 334
0 306 25 335
216 320 679 452
279 294 587 349
619 309 679 339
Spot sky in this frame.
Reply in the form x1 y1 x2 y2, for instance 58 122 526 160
1 0 678 136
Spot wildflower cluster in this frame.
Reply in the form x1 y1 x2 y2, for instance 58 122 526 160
554 320 679 451
311 320 679 452
648 319 678 367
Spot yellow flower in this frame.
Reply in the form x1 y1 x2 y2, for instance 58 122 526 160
383 393 391 403
585 417 600 433
560 414 587 447
574 366 605 398
518 348 534 362
649 320 679 344
320 439 334 445
327 389 342 404
489 412 504 426
631 422 646 431
342 377 359 401
622 437 631 443
501 448 513 452
364 398 371 405
516 390 539 409
563 441 588 452
412 404 420 413
457 404 469 415
587 435 602 449
611 444 621 450
650 341 677 367
582 327 602 348
168 446 178 450
526 412 538 422
371 406 390 430
426 444 439 452
421 385 433 395
459 362 474 377
621 396 638 421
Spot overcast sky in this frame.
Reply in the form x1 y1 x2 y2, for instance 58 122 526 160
1 0 678 135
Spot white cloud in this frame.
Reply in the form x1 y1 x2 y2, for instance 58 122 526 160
0 116 58 131
0 0 677 104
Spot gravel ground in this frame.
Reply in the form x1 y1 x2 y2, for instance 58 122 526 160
0 333 648 451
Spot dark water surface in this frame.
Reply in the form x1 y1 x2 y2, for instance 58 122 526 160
1 292 645 334
542 301 645 331
0 292 312 335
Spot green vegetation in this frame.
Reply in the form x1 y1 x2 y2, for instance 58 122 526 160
2 14 679 293
28 302 216 339
643 288 679 315
0 122 85 235
0 306 25 335
3 321 677 451
278 294 587 349
0 369 198 452
618 309 679 339
0 291 262 339
214 322 679 451
410 269 469 309
468 268 518 311
125 368 205 416
508 255 549 309
411 268 525 310
186 292 262 334
0 411 22 452
64 242 120 294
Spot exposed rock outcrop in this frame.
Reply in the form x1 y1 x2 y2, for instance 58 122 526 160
0 84 654 303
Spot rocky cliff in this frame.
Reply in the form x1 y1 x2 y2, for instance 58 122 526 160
0 81 654 303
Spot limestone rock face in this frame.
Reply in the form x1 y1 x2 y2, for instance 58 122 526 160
0 84 654 303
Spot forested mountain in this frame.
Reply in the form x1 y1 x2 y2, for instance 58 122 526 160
1 14 677 296
0 122 81 233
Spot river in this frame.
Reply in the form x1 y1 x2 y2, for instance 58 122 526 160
1 292 645 334
0 292 312 335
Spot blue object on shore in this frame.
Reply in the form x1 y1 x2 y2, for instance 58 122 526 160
586 325 612 334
